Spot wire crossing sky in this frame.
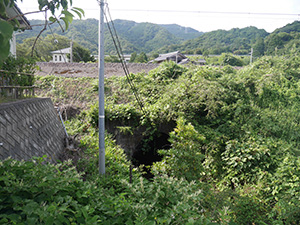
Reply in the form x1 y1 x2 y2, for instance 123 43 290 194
18 0 300 32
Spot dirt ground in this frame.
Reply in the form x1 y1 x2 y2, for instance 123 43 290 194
35 62 159 78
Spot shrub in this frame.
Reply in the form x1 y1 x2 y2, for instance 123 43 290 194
153 118 206 182
231 195 270 225
124 175 215 224
148 60 187 80
219 53 244 67
0 158 102 224
0 56 36 86
221 136 275 187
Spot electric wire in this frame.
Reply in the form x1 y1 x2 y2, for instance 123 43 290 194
109 9 300 17
48 24 69 64
47 23 77 78
102 3 146 114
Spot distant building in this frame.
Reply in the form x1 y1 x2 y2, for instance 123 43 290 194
197 59 206 65
150 51 190 64
51 47 71 63
5 3 32 57
123 55 131 62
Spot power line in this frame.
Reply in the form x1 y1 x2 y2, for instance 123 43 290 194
109 9 300 17
103 3 146 114
48 23 75 76
21 6 300 18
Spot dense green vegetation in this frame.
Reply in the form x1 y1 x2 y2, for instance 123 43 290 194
181 21 300 56
0 56 37 102
0 0 84 64
157 24 203 41
2 53 300 223
0 56 36 86
17 34 95 62
17 19 99 55
264 21 300 55
103 54 300 223
160 26 268 55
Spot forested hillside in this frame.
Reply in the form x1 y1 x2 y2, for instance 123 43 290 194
160 24 203 40
17 19 300 59
17 19 198 55
159 26 269 55
264 21 300 55
160 21 300 56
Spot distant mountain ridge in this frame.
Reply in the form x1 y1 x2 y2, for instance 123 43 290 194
272 21 300 34
17 19 202 55
158 26 269 55
17 19 300 56
159 24 204 40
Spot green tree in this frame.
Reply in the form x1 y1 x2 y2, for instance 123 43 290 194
153 118 206 181
135 52 148 63
104 55 121 63
0 0 84 64
149 52 159 61
72 44 95 62
17 34 93 62
219 53 244 66
129 52 137 62
253 37 265 57
194 48 202 55
17 35 69 61
265 32 292 55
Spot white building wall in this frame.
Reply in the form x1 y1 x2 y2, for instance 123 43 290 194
9 32 17 57
52 53 69 63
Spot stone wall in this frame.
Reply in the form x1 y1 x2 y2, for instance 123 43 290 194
0 98 66 162
36 62 159 78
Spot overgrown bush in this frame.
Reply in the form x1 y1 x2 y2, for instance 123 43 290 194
148 60 187 80
219 53 244 66
9 53 300 223
0 56 36 86
153 118 206 182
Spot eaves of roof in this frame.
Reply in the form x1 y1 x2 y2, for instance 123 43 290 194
4 3 32 30
51 48 71 54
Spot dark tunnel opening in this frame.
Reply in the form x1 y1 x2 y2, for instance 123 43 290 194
131 132 171 179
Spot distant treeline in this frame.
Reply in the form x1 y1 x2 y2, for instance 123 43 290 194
17 19 300 60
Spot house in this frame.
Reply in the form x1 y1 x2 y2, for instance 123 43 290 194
4 3 32 56
150 51 190 64
197 59 206 65
51 47 71 63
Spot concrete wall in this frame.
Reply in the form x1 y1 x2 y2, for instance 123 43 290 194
105 119 175 158
0 98 66 162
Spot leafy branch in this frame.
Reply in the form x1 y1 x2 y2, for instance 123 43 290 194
0 0 84 64
31 9 48 57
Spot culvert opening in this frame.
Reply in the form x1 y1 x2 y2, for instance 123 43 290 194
131 132 171 179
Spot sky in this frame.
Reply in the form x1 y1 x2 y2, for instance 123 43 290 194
18 0 300 33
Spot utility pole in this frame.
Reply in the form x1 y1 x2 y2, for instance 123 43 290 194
250 48 253 64
98 0 105 175
70 36 73 63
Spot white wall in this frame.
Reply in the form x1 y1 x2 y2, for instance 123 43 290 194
52 53 69 63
